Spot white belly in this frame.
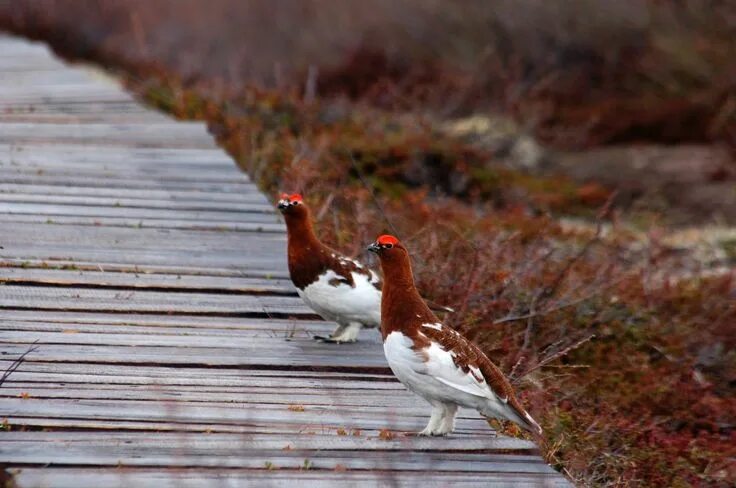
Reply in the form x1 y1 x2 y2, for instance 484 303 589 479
297 270 381 327
383 331 501 411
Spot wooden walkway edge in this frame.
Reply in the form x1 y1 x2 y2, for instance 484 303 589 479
0 34 569 487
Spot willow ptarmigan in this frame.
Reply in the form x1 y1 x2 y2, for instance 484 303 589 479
277 193 382 343
368 234 542 436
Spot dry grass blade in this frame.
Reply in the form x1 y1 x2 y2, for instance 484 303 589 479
0 340 40 387
513 333 596 383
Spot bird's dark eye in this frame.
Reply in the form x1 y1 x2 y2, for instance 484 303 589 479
384 243 393 249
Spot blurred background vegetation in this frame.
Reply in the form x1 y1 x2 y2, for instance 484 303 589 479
1 1 734 486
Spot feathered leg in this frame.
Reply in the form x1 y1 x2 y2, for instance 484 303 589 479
419 404 445 436
314 322 361 343
436 403 458 435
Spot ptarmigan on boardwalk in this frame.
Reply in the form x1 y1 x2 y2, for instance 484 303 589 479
277 193 382 343
368 234 542 436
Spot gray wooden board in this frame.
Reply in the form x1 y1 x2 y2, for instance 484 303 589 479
1 447 550 475
0 122 218 148
0 163 247 181
0 285 309 315
0 214 286 232
0 202 281 223
0 397 490 433
1 365 393 388
10 469 570 488
0 310 314 330
0 101 161 116
0 246 287 273
0 143 239 165
2 222 284 248
1 360 391 382
0 34 567 486
0 165 252 184
0 386 469 413
0 259 291 279
0 173 260 192
0 319 329 337
0 183 270 204
0 71 124 85
0 343 386 369
0 84 135 99
1 431 536 454
0 267 294 293
0 193 273 213
0 113 172 124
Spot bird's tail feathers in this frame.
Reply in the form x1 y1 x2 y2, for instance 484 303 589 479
506 407 543 436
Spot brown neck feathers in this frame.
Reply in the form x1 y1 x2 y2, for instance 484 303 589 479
283 206 325 289
378 246 437 340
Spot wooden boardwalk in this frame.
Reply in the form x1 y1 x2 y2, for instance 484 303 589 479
0 35 569 487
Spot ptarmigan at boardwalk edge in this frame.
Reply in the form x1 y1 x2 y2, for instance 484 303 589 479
368 234 542 436
277 193 381 343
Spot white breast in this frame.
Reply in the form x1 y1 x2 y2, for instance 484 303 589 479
298 269 381 327
383 330 501 410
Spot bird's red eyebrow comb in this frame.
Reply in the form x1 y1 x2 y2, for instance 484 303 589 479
290 193 303 202
377 234 399 245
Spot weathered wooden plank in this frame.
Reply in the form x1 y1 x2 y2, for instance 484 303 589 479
1 369 394 390
3 447 552 474
0 165 247 183
0 315 326 336
0 320 326 338
0 173 258 192
1 213 286 233
10 469 570 488
0 193 273 213
1 431 537 453
3 221 285 248
0 398 489 433
0 330 371 350
0 247 286 275
0 70 118 85
0 84 135 100
0 101 161 116
0 343 386 369
0 167 251 185
0 122 218 148
0 285 309 315
0 259 291 279
0 112 172 124
0 202 281 224
0 386 459 412
0 428 530 455
2 360 392 383
0 267 294 294
0 183 268 204
0 249 287 275
0 143 239 166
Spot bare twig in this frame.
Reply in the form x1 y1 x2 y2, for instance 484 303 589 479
449 246 481 329
515 334 595 382
315 192 336 221
492 275 624 325
304 65 318 103
0 340 39 387
536 191 617 306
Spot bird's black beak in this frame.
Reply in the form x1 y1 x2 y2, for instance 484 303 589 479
277 201 288 211
367 242 381 253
